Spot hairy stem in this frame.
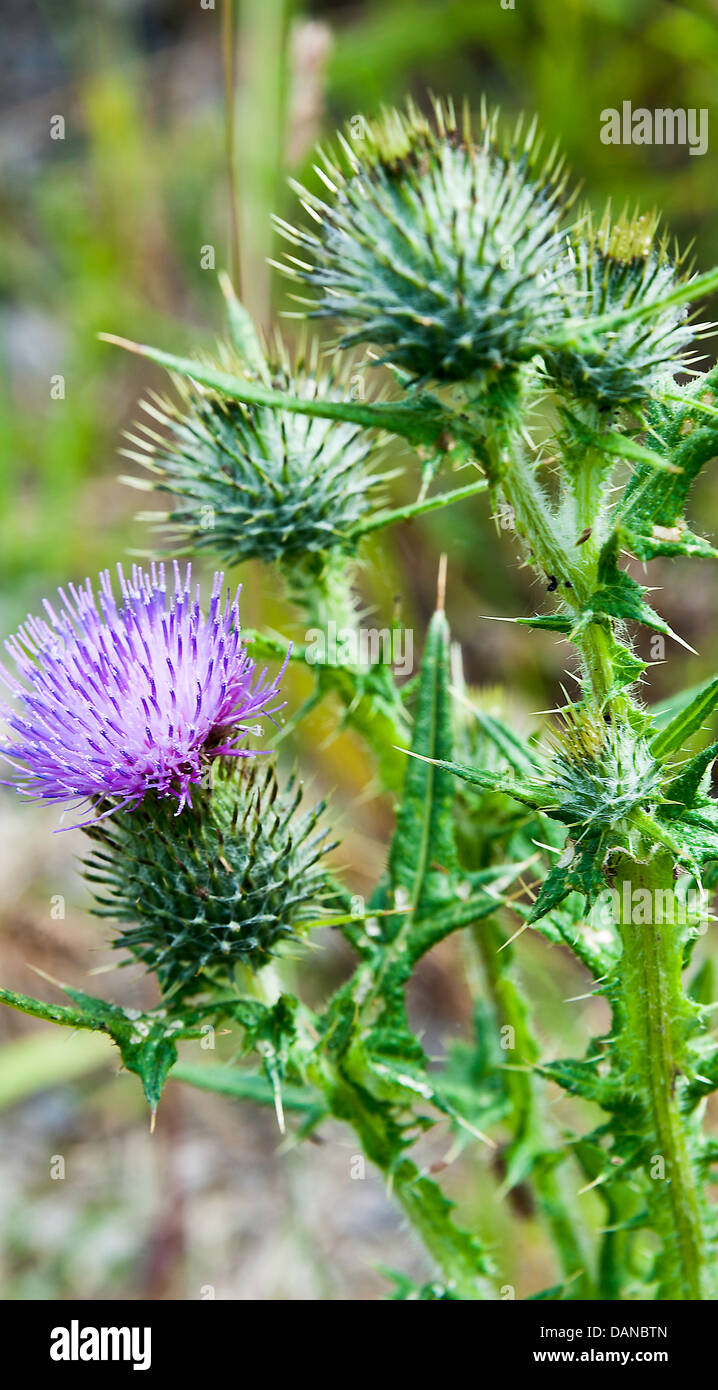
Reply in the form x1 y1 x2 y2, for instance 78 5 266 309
469 390 619 708
613 851 710 1300
472 918 594 1297
287 550 360 635
482 415 586 597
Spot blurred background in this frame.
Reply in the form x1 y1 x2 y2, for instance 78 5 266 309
2 0 718 1300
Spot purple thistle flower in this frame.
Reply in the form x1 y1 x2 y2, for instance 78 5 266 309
0 562 287 822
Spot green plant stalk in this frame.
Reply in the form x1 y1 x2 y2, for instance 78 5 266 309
283 550 411 794
353 477 488 537
472 392 618 706
287 549 360 635
215 952 495 1297
213 954 495 1299
613 850 710 1300
470 385 712 1297
472 918 594 1297
312 1056 494 1300
563 425 633 710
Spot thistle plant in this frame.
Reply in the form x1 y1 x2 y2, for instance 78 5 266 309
6 96 718 1301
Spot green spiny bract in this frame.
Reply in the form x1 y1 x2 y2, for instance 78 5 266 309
547 706 662 832
127 337 389 573
84 761 337 1001
542 211 697 408
277 99 569 385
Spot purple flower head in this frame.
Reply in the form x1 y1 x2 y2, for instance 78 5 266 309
0 562 287 822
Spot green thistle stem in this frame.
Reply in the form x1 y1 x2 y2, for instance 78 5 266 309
474 401 616 705
353 478 488 537
471 919 594 1297
286 551 360 635
613 851 709 1300
481 412 586 598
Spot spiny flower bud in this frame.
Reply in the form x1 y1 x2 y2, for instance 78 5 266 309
548 706 661 830
85 760 337 998
542 210 699 407
276 98 570 384
0 563 286 821
126 337 388 573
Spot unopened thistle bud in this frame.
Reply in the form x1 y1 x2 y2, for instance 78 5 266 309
85 761 337 999
543 211 700 407
276 99 570 385
127 338 389 579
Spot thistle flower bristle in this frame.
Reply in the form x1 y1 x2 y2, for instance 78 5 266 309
276 98 572 385
125 334 387 571
85 760 337 997
0 562 286 821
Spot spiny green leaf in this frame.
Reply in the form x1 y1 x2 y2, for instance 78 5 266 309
515 897 616 976
406 872 522 963
514 613 574 633
386 605 458 919
561 410 682 474
226 993 300 1064
584 570 670 634
99 334 453 449
455 697 541 776
218 273 271 379
435 1000 512 1133
651 680 712 728
402 751 542 814
662 742 718 814
313 1055 494 1297
0 985 91 1031
527 832 607 923
619 363 718 560
650 676 718 759
0 982 197 1113
584 533 690 645
60 985 185 1113
538 1056 624 1111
